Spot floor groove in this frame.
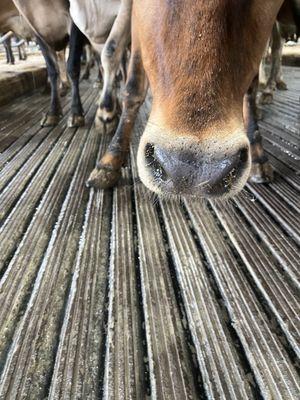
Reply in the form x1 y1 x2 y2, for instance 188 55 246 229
0 67 299 399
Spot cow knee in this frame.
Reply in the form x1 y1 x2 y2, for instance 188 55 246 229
102 40 119 74
102 40 117 61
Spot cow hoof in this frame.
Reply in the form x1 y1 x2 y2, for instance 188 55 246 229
41 113 60 127
276 80 287 91
68 114 85 128
260 92 274 105
96 106 117 124
249 162 274 184
94 115 118 134
86 167 121 189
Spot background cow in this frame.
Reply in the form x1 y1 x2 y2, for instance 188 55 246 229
12 0 130 129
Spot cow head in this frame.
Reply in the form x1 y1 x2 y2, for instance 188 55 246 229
135 0 284 198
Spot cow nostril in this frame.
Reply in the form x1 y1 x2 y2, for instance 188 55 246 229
239 147 248 164
145 143 155 163
145 143 169 182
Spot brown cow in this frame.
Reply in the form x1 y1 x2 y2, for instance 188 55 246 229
88 0 300 199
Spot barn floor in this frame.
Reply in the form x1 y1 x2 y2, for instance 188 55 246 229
0 67 299 400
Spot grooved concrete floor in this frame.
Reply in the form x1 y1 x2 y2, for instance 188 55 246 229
0 67 299 399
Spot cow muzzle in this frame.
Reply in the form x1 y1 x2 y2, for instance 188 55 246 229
137 129 251 199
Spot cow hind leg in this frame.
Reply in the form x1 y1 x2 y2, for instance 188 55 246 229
37 37 62 127
67 23 86 128
261 23 287 105
81 45 93 80
93 53 103 88
244 77 274 183
87 51 148 189
57 49 70 97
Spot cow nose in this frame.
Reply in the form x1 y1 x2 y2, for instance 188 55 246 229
144 143 249 196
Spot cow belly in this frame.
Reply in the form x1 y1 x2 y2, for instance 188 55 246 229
70 0 120 45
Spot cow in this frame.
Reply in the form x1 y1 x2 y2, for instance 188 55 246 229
1 35 27 64
10 0 76 127
0 1 70 102
87 0 300 199
12 0 130 129
69 0 131 127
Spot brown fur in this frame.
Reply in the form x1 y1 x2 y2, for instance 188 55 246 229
134 0 284 137
90 0 296 197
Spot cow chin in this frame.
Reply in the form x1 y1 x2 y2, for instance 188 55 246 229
137 122 251 200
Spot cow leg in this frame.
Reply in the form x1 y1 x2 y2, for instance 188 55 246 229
57 49 70 97
37 37 62 127
95 0 132 127
273 26 287 91
81 45 93 80
261 23 286 104
244 77 274 183
67 23 86 128
93 52 103 88
5 39 15 65
259 40 270 88
87 51 147 189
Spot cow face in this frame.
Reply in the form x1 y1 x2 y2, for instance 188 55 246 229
135 0 284 198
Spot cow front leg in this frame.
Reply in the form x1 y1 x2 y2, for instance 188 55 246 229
37 37 62 127
95 0 132 128
67 23 86 128
87 51 147 189
244 77 274 183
